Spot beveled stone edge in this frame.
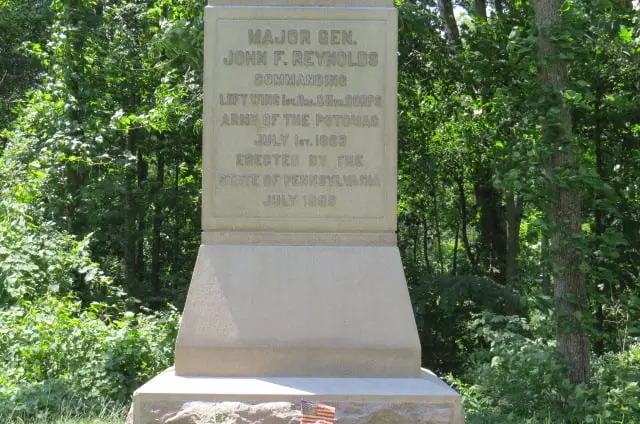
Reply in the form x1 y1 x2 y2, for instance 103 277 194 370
134 368 462 400
201 230 397 245
175 345 420 378
208 0 394 7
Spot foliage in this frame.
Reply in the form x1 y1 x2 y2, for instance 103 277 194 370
412 273 519 373
2 400 127 424
0 296 179 419
0 152 178 418
0 0 639 420
1 0 204 309
457 309 640 423
0 0 52 137
0 199 116 304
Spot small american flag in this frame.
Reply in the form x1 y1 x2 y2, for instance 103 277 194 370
301 400 336 423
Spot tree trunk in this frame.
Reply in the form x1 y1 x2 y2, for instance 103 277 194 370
124 130 140 296
422 217 433 274
432 191 445 274
136 150 148 290
505 193 524 313
457 175 477 269
541 236 552 296
593 93 607 356
438 0 462 48
473 0 487 20
534 0 590 384
151 152 165 307
474 172 507 284
413 229 419 264
452 222 460 275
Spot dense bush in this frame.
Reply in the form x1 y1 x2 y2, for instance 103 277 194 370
0 139 181 419
456 309 640 423
0 200 116 304
0 176 179 419
0 296 179 419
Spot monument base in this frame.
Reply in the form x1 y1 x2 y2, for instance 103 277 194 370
175 244 422 378
129 367 463 424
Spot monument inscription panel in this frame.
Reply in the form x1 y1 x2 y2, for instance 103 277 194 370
203 7 397 234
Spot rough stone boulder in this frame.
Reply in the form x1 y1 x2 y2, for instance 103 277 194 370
127 400 458 424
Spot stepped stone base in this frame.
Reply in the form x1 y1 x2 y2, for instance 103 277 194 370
128 368 463 424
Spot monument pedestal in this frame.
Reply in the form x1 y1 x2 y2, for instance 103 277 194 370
174 243 421 378
130 243 464 423
131 367 463 424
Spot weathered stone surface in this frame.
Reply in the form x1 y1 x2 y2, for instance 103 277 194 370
129 369 464 424
173 0 417 381
174 244 421 378
200 5 399 239
209 0 393 7
137 401 298 424
129 400 458 424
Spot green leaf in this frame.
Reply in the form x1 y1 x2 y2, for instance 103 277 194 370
618 26 633 44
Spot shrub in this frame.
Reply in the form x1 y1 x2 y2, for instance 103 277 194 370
0 163 180 419
583 343 640 423
455 309 640 423
0 198 119 305
0 296 180 419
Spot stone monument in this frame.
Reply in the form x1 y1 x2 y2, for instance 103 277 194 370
130 0 464 422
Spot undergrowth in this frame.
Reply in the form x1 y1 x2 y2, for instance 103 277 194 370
453 309 640 423
1 400 128 424
0 296 179 420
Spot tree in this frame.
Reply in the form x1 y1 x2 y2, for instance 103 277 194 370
534 0 590 384
0 0 52 146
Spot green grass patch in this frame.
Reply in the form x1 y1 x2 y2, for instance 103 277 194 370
1 401 128 424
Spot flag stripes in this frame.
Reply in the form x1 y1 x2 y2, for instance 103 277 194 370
301 400 335 423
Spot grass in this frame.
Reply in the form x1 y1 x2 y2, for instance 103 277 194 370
1 409 621 424
11 419 125 424
1 401 128 424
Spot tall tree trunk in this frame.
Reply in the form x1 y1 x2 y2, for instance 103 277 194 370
63 5 89 237
473 0 487 20
422 217 433 274
413 230 419 264
452 222 460 275
505 193 524 313
541 236 552 296
432 191 445 274
438 0 462 48
151 153 165 308
170 161 181 295
593 93 607 356
457 175 477 269
535 0 590 384
124 130 140 297
136 150 148 290
474 172 507 284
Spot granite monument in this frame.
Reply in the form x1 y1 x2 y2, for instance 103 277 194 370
130 0 464 422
